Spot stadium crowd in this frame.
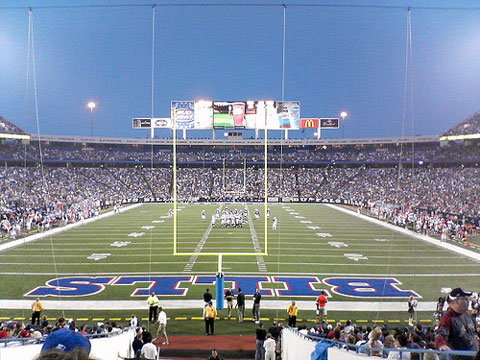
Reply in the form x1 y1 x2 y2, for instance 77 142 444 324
1 165 479 241
1 141 480 164
1 137 480 241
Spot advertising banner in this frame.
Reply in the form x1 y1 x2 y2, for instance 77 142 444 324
171 101 195 129
213 101 246 129
320 118 339 129
300 118 320 128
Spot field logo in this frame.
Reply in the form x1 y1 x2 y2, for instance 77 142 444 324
323 277 420 298
25 276 420 298
25 277 115 297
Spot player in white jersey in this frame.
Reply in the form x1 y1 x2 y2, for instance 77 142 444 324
168 209 173 218
267 208 271 219
254 209 260 220
272 216 277 230
211 214 216 227
201 210 206 222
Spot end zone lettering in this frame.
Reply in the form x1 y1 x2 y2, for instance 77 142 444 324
25 276 420 298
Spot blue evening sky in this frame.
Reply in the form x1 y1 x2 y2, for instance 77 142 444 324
1 0 479 139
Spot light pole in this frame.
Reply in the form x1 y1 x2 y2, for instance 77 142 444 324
340 111 348 138
87 101 96 136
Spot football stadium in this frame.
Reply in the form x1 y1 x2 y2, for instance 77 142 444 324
1 1 480 360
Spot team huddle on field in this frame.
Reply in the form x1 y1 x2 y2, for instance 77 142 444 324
201 207 277 230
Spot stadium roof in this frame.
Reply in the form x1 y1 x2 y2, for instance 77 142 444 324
0 116 30 140
440 111 480 141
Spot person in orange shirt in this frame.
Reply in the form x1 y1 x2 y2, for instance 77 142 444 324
31 297 45 326
287 301 298 327
316 291 327 323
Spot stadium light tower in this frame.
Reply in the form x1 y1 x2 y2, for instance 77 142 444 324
87 101 97 136
340 111 348 138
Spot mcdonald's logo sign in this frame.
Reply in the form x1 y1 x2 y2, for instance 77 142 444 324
301 118 319 128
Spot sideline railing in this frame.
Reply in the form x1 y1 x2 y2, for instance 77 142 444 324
291 328 477 360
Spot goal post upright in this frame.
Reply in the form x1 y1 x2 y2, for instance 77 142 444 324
264 125 269 256
172 118 178 255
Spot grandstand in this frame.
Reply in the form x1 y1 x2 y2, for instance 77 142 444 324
1 112 479 358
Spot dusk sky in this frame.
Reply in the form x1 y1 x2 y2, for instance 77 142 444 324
1 0 479 140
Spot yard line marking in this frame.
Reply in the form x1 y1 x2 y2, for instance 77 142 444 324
246 206 267 272
183 205 222 272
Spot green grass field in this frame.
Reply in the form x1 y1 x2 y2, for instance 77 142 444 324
1 203 479 332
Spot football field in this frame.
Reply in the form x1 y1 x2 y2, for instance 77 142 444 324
1 203 479 324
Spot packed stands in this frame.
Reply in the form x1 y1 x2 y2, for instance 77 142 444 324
1 136 479 241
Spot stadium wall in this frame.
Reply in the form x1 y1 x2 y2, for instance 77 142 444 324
0 328 135 360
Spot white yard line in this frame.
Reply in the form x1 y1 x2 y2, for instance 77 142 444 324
182 206 222 272
246 206 267 272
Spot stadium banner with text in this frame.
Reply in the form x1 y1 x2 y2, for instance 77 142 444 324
320 118 339 129
301 118 320 128
132 118 172 129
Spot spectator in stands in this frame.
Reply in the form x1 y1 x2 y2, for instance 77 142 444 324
131 328 144 358
255 322 267 360
435 288 479 359
387 333 411 360
40 328 91 358
368 327 383 357
140 331 158 360
207 349 223 360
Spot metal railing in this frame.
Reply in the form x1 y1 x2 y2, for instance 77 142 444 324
291 328 477 360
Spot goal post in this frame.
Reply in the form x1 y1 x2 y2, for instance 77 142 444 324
171 119 269 258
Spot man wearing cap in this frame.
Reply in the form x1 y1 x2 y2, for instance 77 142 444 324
435 288 479 359
41 328 91 356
